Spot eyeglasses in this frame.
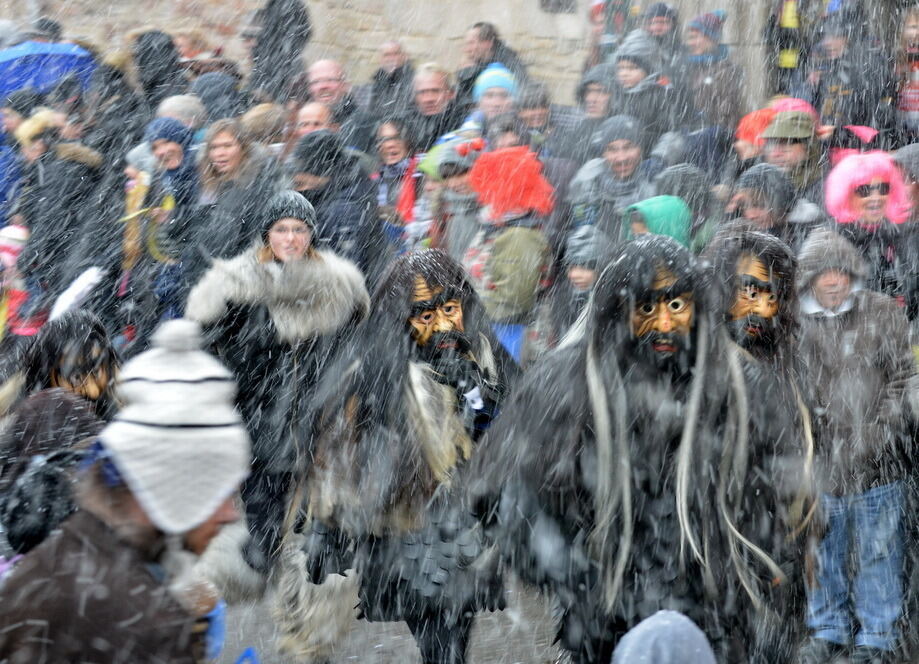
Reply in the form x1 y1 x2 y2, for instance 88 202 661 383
854 182 891 197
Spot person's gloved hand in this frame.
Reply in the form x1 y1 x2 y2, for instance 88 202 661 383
425 331 482 396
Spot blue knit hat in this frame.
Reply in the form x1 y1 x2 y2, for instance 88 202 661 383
687 9 726 43
144 117 194 150
473 63 516 103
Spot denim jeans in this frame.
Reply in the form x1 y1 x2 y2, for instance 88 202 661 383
806 481 904 651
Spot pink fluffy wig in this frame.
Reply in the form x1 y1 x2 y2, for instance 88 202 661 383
824 151 911 224
769 97 820 123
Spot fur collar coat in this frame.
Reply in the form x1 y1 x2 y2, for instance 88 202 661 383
186 244 369 344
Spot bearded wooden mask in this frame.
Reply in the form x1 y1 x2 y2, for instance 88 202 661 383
630 266 694 341
408 276 465 347
50 338 114 401
728 254 779 327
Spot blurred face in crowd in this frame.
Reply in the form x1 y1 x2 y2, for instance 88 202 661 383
21 138 48 163
812 269 852 311
414 72 454 116
849 177 890 225
492 130 522 150
604 139 642 180
174 35 205 60
463 27 494 64
408 276 464 347
646 16 674 38
764 139 808 171
728 255 779 349
479 87 513 121
517 105 550 130
443 170 473 196
268 217 312 262
568 266 597 291
308 60 348 106
630 218 649 236
616 59 647 89
821 34 848 60
124 164 142 189
1 107 22 134
152 139 184 171
380 41 407 74
376 122 409 166
184 495 240 555
208 131 243 176
582 83 612 119
904 13 919 50
295 102 336 138
685 28 715 56
730 189 776 229
899 165 919 207
293 172 331 192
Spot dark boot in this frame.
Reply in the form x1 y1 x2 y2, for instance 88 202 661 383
797 637 847 664
849 646 897 664
406 610 473 664
239 468 293 573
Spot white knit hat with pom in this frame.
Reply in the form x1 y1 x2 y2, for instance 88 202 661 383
99 319 251 534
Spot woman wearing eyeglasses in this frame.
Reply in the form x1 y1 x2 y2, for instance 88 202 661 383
825 151 913 299
186 190 368 582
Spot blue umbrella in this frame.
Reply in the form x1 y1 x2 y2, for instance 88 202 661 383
0 40 94 100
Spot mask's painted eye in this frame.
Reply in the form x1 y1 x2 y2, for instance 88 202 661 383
639 302 656 315
418 311 435 324
442 304 456 316
668 297 688 313
766 293 778 303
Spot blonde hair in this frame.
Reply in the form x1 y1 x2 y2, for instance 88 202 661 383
413 62 454 90
240 103 287 144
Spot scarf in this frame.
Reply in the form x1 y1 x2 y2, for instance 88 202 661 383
685 44 729 65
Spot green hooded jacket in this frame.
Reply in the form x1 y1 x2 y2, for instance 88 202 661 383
622 195 692 248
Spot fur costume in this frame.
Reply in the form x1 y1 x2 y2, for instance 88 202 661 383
297 249 515 664
704 229 815 663
468 235 801 663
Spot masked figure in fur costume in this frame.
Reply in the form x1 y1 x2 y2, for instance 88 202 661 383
468 234 805 663
294 249 516 664
704 227 815 663
0 312 119 557
185 190 369 576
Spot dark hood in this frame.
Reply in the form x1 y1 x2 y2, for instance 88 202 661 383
192 73 245 123
736 163 795 221
577 63 617 103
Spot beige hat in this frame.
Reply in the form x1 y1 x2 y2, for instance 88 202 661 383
761 111 816 140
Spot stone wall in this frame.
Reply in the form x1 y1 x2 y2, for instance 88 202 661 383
0 0 776 107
